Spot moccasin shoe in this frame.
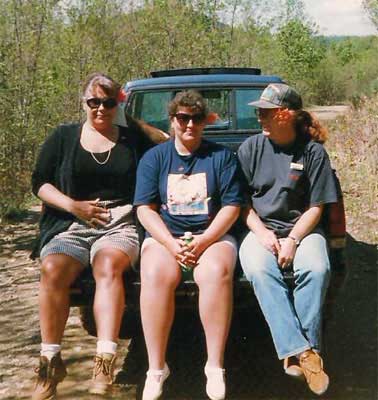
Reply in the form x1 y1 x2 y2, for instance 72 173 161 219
204 363 226 400
88 353 117 395
299 350 329 395
142 363 170 400
283 356 304 378
32 353 67 400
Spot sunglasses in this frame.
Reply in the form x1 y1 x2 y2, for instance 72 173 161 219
86 97 118 109
254 108 280 118
174 113 206 125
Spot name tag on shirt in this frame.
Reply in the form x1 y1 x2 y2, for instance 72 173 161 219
290 162 304 171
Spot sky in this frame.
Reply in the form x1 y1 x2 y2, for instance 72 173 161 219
302 0 377 36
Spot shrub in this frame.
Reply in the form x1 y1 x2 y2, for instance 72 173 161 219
326 95 378 243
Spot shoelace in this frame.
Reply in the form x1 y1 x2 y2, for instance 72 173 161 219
300 353 322 373
93 355 114 378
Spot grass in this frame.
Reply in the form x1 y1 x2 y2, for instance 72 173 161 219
325 94 378 244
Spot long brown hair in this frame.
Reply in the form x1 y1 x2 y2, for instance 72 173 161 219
293 110 328 143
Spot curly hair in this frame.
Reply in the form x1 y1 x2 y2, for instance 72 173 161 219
82 72 121 99
293 110 328 143
168 90 208 117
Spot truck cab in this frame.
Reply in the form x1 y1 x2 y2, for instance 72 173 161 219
121 67 284 151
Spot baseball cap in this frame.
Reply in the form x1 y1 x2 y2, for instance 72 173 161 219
248 83 302 110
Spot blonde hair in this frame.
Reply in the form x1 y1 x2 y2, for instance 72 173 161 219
82 72 121 99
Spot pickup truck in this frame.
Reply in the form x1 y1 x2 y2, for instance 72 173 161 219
71 67 347 339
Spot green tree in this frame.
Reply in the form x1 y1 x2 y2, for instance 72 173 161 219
363 0 378 30
0 0 58 214
276 20 325 98
0 0 377 216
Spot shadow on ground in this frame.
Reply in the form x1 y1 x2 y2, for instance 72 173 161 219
0 209 376 400
0 209 39 254
115 233 377 400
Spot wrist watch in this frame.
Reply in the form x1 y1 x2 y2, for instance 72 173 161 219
288 235 301 246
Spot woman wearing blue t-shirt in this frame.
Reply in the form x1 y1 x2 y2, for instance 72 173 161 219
134 90 243 400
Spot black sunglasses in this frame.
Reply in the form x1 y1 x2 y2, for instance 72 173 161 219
254 108 280 118
86 97 118 109
174 113 206 125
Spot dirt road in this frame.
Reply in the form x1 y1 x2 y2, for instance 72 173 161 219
0 205 376 399
0 103 376 399
308 105 351 121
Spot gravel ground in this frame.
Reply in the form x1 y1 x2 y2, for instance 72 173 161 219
0 207 376 400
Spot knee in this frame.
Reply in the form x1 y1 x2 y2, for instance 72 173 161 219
239 239 274 283
315 262 331 286
93 255 125 283
239 251 270 283
40 259 71 289
141 262 180 290
296 261 330 287
195 262 233 287
243 263 271 285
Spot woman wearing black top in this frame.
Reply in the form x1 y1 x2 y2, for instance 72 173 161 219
31 72 167 399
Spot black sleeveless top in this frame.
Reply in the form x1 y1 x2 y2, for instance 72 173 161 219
73 141 137 202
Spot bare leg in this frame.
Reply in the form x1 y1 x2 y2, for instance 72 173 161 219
92 248 131 341
39 254 84 344
140 240 181 370
194 242 236 367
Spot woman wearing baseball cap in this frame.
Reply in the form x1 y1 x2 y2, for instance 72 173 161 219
238 83 338 396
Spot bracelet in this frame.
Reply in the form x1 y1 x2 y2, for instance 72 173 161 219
287 235 300 246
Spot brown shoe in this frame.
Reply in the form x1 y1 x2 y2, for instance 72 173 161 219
299 350 329 395
283 356 304 378
32 353 67 400
89 353 117 395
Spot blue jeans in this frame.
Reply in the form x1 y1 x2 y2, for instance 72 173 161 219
239 231 330 360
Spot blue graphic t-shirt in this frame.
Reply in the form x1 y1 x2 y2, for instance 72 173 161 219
134 139 243 236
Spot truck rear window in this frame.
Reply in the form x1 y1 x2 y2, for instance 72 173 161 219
126 88 263 133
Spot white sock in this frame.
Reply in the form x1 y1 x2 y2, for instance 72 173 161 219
41 343 61 360
96 340 117 355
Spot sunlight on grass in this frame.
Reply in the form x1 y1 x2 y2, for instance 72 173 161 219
326 95 378 243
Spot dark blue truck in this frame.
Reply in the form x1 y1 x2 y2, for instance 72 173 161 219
72 68 347 338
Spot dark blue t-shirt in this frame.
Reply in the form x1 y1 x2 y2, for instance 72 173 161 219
134 139 243 236
237 133 338 236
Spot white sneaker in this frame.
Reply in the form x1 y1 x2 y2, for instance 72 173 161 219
142 363 170 400
204 363 226 400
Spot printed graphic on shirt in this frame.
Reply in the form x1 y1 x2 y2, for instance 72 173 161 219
167 173 209 215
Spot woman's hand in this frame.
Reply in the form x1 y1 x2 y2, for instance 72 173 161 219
164 237 193 267
69 198 110 227
277 238 297 269
179 233 211 266
37 184 110 228
257 229 281 256
244 207 280 256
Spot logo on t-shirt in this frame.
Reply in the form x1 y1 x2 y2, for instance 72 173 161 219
167 173 209 215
